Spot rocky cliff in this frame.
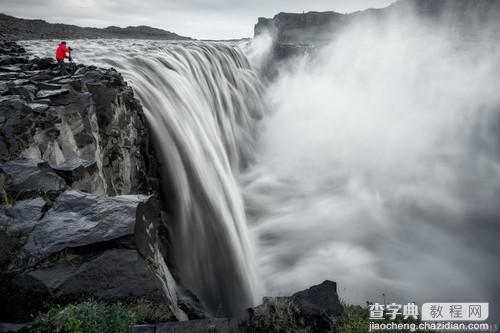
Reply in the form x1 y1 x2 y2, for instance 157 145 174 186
0 14 192 41
254 0 500 63
0 40 190 322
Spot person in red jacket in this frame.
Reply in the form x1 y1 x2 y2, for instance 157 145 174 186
55 41 70 75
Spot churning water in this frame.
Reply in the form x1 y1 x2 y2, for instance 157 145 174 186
24 11 500 317
242 12 500 314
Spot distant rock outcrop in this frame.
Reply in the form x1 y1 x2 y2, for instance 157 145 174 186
0 14 192 41
254 0 500 65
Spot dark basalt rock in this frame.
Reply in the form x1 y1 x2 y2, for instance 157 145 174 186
0 190 183 322
292 280 343 317
51 158 98 191
0 41 158 196
16 190 148 268
15 249 165 301
176 287 211 320
0 198 46 270
36 82 62 91
0 97 34 160
0 41 180 323
240 280 343 333
0 65 23 72
0 159 67 200
35 88 69 99
27 103 49 113
0 198 46 233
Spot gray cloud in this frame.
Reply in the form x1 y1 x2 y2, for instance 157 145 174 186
2 0 395 39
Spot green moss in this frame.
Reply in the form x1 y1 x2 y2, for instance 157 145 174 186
30 300 136 333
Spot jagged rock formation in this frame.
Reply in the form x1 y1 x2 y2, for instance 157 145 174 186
0 40 187 322
0 14 192 41
0 41 157 196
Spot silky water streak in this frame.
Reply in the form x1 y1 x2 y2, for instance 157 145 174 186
128 42 265 316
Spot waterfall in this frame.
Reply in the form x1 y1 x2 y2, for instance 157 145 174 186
24 40 266 316
129 43 265 316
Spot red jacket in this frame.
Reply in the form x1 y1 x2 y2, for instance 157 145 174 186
55 43 68 61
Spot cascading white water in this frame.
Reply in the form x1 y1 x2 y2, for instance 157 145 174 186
120 43 266 316
24 40 266 315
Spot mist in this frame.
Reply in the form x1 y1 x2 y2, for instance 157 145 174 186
243 5 500 316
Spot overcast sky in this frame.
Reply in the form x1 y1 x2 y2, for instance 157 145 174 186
2 0 396 39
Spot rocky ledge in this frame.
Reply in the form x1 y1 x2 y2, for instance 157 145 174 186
0 39 191 323
0 40 157 196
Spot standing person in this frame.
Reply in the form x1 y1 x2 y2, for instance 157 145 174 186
55 41 69 75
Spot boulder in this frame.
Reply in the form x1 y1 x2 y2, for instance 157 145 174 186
241 280 343 333
0 190 182 322
15 249 165 301
292 280 343 317
0 159 67 200
0 198 46 233
0 248 175 322
17 190 149 268
52 158 100 193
